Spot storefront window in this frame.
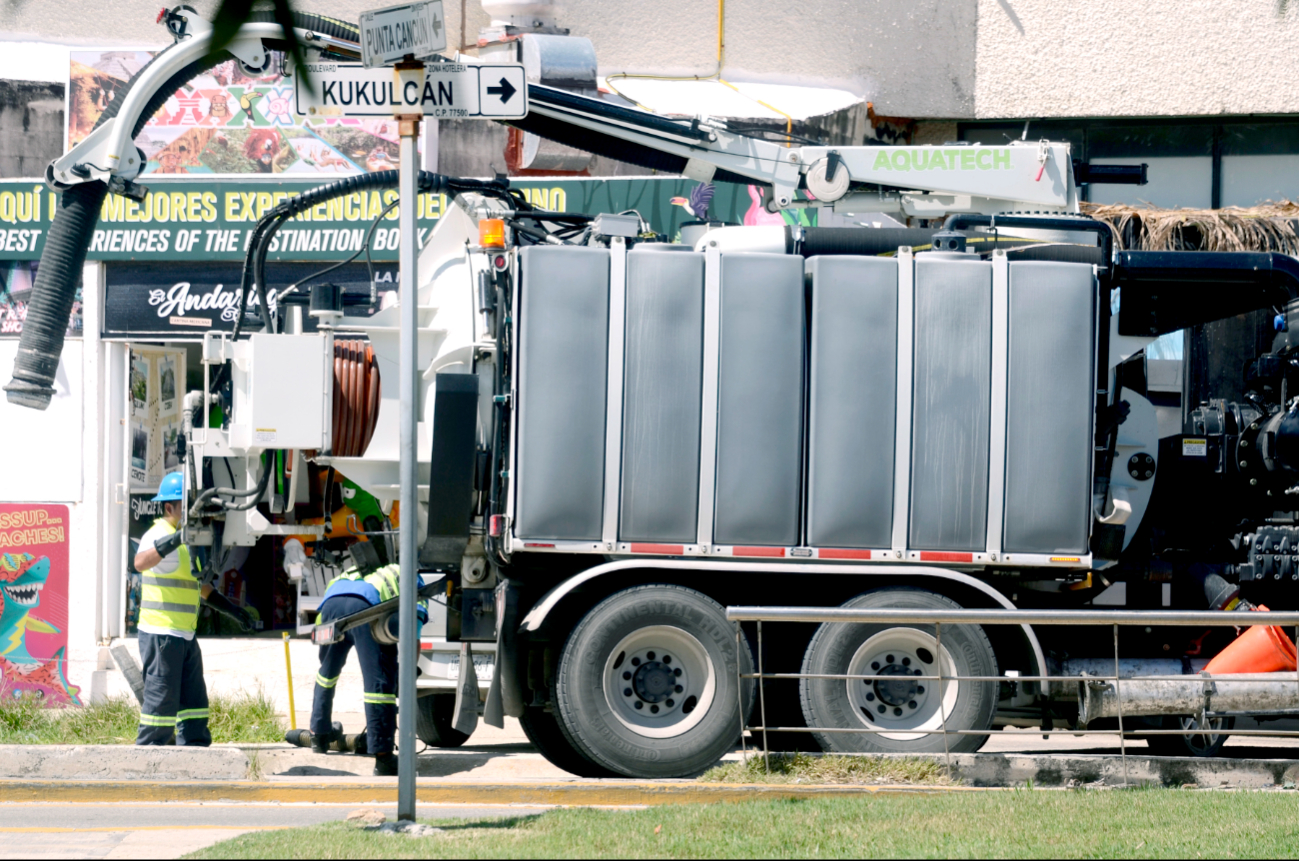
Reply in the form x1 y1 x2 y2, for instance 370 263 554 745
1220 123 1299 207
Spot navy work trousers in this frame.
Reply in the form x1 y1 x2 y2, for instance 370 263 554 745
310 594 398 755
136 631 211 746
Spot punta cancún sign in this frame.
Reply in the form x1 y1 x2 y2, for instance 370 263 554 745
294 62 527 120
359 1 448 68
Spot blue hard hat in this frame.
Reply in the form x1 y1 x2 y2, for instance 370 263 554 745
152 472 185 502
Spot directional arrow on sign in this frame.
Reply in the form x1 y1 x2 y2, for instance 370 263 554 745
487 77 517 104
430 11 442 39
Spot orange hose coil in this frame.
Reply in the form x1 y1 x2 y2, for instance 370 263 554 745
331 338 381 457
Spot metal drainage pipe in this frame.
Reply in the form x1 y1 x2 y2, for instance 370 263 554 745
1077 673 1299 725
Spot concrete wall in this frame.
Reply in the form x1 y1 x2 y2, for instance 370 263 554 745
566 0 977 119
8 1 1299 124
973 0 1299 119
0 81 63 178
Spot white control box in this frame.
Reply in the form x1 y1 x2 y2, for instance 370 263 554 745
230 334 332 452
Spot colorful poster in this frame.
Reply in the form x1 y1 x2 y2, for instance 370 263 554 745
69 50 414 177
0 504 79 705
128 347 186 491
0 261 83 338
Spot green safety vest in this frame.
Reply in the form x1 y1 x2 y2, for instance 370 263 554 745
316 564 401 625
337 564 401 601
138 519 200 634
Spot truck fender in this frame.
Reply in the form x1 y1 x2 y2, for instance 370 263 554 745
518 559 1048 693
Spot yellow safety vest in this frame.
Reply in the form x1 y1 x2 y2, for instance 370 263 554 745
138 519 200 634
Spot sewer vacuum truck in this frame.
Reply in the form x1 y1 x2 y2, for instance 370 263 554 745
8 8 1299 776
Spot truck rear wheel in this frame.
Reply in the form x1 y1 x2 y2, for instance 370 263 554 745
553 585 754 778
518 706 616 778
800 588 997 754
414 693 470 748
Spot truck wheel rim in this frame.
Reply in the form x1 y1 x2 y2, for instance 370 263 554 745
844 627 961 742
1178 715 1228 754
602 625 716 740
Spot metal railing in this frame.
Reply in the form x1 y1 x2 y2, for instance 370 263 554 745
726 606 1299 786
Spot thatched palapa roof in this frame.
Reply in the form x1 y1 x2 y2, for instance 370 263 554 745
1080 200 1299 255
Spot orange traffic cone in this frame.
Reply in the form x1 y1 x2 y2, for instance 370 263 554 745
1204 605 1298 674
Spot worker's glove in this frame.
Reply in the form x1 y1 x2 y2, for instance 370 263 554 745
205 590 255 632
153 530 184 559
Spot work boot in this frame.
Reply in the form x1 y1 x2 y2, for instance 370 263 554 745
311 722 344 754
373 752 399 777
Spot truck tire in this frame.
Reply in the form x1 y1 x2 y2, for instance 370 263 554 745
1143 715 1233 758
414 693 470 748
800 588 997 754
519 706 616 778
553 585 754 778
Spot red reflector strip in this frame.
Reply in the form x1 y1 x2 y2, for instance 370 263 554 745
819 548 874 560
420 641 433 650
524 543 556 548
919 551 974 563
732 546 786 558
630 543 684 555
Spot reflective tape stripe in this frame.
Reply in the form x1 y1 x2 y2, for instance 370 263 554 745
177 709 209 721
141 575 199 590
141 600 199 614
363 693 397 704
316 674 340 688
139 714 177 727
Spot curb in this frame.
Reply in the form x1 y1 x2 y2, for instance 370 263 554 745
0 779 964 806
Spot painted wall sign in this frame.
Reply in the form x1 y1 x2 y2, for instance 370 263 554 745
0 504 79 705
70 49 419 177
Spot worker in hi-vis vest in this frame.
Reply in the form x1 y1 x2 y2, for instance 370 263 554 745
308 552 428 777
132 472 254 745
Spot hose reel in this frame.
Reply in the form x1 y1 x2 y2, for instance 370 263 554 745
331 338 380 458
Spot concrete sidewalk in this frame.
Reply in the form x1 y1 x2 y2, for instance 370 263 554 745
3 743 1299 797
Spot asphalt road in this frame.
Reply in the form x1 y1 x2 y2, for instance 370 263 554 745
0 802 555 860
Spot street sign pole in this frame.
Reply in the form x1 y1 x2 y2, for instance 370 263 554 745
395 62 422 823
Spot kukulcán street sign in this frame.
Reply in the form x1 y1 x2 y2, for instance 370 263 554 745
359 1 448 68
293 62 528 120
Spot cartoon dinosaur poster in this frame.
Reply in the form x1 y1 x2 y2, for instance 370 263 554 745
0 505 80 705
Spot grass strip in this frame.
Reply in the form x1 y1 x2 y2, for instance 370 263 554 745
0 691 285 744
699 752 956 785
186 789 1299 859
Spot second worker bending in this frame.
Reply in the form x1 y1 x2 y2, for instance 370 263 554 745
309 546 428 777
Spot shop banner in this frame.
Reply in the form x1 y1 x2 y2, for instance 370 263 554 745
0 175 766 264
0 504 79 705
105 261 398 337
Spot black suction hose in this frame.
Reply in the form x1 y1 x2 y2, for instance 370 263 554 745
5 9 363 409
